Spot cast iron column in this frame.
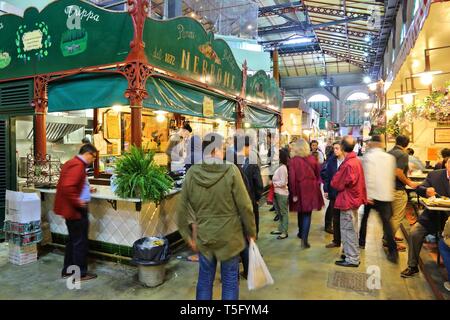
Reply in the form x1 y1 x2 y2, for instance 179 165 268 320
237 61 248 130
32 75 49 161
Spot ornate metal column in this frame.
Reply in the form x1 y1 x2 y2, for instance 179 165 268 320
32 75 50 161
236 61 248 130
123 0 151 148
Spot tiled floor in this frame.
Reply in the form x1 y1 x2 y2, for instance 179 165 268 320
0 203 438 300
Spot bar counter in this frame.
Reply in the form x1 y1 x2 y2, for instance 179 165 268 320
37 185 181 253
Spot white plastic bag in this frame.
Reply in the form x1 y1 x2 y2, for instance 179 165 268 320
247 239 274 290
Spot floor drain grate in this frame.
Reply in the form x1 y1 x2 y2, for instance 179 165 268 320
327 270 377 295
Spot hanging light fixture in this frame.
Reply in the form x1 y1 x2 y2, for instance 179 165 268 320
399 92 417 105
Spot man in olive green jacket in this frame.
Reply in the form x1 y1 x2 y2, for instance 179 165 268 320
177 133 256 300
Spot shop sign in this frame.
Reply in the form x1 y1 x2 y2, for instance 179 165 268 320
203 96 214 117
145 17 243 98
246 70 282 111
434 128 450 143
0 0 133 80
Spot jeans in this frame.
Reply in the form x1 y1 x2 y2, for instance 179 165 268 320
298 211 312 243
359 201 397 254
196 253 240 300
275 193 289 234
341 209 360 265
438 239 450 280
252 201 260 236
63 207 89 277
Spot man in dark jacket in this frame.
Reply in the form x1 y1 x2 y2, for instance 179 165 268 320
54 143 98 281
242 136 264 236
401 157 450 278
321 141 345 247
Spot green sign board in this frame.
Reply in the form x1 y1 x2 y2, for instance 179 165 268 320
0 0 133 80
246 70 282 111
144 17 243 98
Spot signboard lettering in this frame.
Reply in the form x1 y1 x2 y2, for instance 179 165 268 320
22 30 43 51
65 5 100 23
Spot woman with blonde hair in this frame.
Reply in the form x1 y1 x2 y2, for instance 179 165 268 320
289 139 324 248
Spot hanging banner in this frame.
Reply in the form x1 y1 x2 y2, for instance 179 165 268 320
246 70 282 111
203 96 214 117
0 0 133 80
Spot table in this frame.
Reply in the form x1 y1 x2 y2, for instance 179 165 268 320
409 173 428 181
419 199 450 265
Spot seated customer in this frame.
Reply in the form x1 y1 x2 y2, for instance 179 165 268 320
401 157 450 278
407 148 425 172
435 148 450 170
440 216 450 292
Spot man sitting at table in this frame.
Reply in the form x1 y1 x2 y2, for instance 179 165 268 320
401 157 450 278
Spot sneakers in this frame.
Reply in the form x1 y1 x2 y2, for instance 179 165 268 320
277 233 288 240
325 242 340 248
335 260 359 267
444 282 450 292
400 267 419 278
273 215 280 221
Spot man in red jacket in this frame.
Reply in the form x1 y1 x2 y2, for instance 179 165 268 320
331 136 367 267
54 143 98 281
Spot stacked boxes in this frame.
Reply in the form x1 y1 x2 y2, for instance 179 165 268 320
3 191 42 266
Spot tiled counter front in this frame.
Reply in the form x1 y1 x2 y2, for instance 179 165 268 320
39 188 180 247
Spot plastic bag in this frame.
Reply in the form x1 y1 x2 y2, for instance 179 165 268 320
131 237 170 266
266 183 274 205
247 239 274 290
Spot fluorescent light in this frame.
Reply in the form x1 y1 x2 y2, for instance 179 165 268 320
283 37 312 45
154 110 168 115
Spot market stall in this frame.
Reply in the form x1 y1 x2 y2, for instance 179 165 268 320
0 0 283 254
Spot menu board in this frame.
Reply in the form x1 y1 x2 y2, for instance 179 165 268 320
434 128 450 143
105 112 121 139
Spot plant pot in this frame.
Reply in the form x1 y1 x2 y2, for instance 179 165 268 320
138 264 166 287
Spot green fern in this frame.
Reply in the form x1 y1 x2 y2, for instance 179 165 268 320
114 146 173 203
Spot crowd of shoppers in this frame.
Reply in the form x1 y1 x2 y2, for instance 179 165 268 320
172 130 450 300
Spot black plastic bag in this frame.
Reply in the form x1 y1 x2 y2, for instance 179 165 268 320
131 237 170 266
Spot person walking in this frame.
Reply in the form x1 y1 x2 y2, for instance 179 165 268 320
388 135 419 251
359 135 398 263
331 136 367 267
321 141 345 247
242 136 264 237
177 133 256 300
270 148 290 239
289 139 324 249
54 143 98 281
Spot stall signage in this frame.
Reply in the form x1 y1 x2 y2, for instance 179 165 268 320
203 96 214 117
246 70 282 111
0 0 133 80
145 17 243 98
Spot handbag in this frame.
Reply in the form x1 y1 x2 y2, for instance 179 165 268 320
247 239 274 290
267 183 275 205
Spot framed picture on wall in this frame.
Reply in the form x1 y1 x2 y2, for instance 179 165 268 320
387 123 414 143
434 128 450 143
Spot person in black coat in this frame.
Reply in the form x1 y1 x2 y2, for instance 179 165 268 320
321 141 345 247
242 136 264 236
401 157 450 278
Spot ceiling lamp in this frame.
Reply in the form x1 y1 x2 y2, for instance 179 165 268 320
413 70 442 85
319 80 326 87
363 76 371 84
389 103 403 114
399 93 417 105
368 82 377 91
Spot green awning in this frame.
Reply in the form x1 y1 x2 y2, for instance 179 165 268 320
144 78 236 121
48 73 128 112
244 105 278 128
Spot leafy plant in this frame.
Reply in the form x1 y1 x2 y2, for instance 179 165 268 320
114 146 173 203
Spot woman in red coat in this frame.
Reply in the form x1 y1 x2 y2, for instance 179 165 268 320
289 139 324 248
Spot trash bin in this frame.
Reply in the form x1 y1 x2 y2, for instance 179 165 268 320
131 237 170 287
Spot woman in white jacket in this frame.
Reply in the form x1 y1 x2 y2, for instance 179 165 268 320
270 148 290 239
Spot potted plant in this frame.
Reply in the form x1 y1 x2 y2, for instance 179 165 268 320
113 146 174 287
113 146 173 203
